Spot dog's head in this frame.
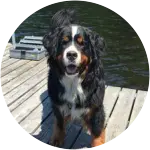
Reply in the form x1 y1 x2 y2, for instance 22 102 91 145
43 10 106 77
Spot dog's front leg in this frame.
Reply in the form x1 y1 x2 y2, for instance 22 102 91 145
51 105 70 147
85 106 105 147
51 117 65 147
90 106 105 147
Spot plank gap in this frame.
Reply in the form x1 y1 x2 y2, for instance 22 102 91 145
1 61 42 86
7 75 47 107
60 123 77 148
1 59 20 69
18 96 49 124
31 111 53 134
126 90 138 129
69 126 83 149
0 60 29 78
104 88 122 128
4 67 47 96
10 80 47 112
2 55 10 62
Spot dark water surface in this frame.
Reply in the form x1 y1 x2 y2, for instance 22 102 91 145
15 1 149 90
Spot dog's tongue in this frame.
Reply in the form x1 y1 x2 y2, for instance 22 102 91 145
66 65 77 74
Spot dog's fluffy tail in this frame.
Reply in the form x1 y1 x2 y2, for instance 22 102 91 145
51 9 77 29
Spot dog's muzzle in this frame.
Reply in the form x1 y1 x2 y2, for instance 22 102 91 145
66 50 80 75
63 46 81 75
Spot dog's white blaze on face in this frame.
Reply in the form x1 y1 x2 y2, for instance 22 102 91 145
72 25 78 39
63 25 81 75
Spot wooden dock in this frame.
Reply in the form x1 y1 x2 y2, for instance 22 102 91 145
1 43 147 148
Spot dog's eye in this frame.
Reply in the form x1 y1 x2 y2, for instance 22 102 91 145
62 36 69 42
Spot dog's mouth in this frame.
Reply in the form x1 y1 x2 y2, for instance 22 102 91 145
66 64 78 75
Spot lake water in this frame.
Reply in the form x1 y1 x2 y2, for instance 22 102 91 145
15 1 149 90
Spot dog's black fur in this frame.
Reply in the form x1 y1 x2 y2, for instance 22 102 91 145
43 9 106 146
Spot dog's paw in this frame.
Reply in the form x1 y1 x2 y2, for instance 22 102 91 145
50 136 64 147
52 138 64 148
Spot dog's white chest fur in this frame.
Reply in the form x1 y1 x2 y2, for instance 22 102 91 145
59 75 87 119
60 75 84 104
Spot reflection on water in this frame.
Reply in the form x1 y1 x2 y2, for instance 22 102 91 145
15 1 149 90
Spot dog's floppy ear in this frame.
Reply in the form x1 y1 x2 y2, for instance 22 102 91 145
43 28 61 57
43 33 52 51
85 28 106 59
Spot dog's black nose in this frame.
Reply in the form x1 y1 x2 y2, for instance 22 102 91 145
67 51 78 61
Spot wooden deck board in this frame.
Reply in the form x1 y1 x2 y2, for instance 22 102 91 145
103 86 121 125
20 97 52 133
0 43 13 59
2 54 10 62
1 44 147 149
1 58 20 69
32 113 54 143
1 58 46 85
1 59 30 77
106 88 136 142
3 50 10 56
9 78 47 112
11 84 48 123
129 90 147 125
62 124 82 149
2 60 47 95
4 69 47 106
72 131 92 149
32 113 72 145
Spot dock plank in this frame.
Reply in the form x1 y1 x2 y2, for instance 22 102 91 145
1 58 46 85
129 90 147 125
2 54 10 62
20 97 52 133
9 78 47 112
72 131 92 149
11 84 48 123
2 60 47 95
103 86 121 125
1 59 30 77
3 50 10 56
4 69 47 106
32 113 54 144
106 88 136 142
31 114 72 144
1 58 19 69
62 124 82 149
3 51 10 56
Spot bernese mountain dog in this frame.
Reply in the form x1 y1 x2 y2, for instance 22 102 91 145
43 9 106 147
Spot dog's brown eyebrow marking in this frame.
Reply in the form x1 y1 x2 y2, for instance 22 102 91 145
77 35 84 44
63 36 69 41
